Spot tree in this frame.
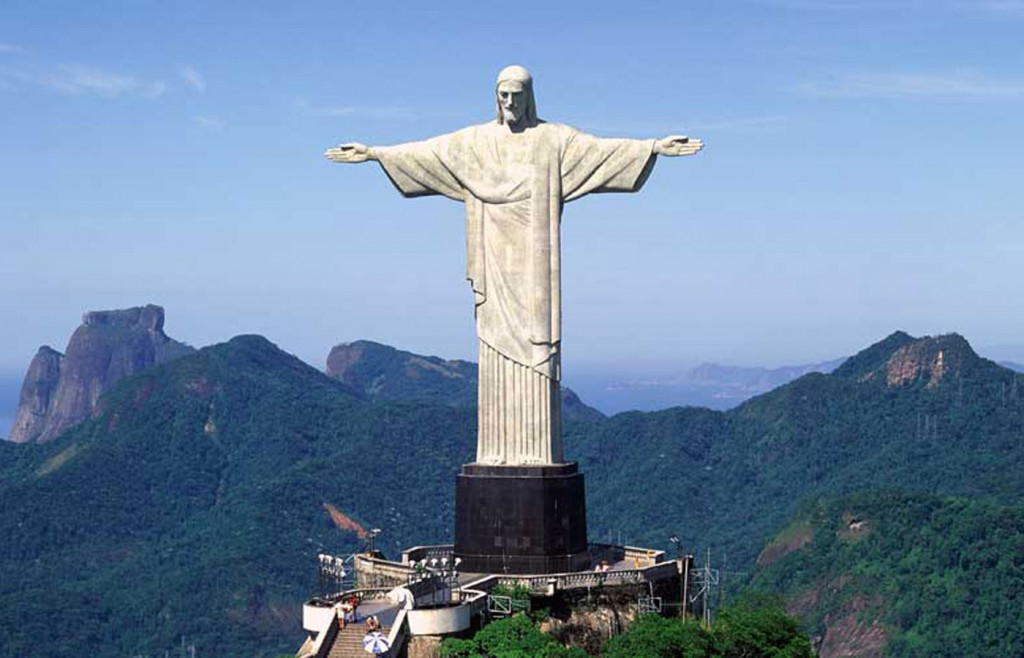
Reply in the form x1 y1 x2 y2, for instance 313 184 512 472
602 603 812 658
603 614 712 658
711 604 814 658
439 614 586 658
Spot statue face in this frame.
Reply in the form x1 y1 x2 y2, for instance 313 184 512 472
497 81 526 125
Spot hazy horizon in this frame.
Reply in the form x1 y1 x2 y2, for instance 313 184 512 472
3 321 1023 434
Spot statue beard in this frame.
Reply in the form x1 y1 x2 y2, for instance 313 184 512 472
495 89 538 128
502 107 524 126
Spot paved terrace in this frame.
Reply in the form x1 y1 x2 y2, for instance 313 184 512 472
298 543 686 658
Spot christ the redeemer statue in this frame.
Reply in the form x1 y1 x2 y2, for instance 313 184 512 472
326 65 702 467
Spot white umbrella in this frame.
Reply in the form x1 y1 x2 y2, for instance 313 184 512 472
362 631 391 654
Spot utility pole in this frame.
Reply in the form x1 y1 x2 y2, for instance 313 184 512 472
682 557 690 619
688 547 719 628
704 547 711 628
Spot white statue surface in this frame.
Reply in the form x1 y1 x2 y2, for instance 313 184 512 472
326 65 702 466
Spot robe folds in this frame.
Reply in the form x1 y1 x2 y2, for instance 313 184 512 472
375 121 655 464
376 121 656 379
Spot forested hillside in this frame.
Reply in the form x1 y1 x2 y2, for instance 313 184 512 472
1 330 1022 656
751 491 1024 657
576 331 1024 567
0 336 476 657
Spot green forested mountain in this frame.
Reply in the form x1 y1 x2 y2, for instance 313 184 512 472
0 335 476 658
1 330 1022 656
750 491 1024 657
575 331 1024 567
325 338 604 421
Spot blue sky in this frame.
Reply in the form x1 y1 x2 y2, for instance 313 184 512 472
2 0 1023 384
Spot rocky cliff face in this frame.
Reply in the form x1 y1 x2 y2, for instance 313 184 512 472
834 331 981 390
883 334 974 389
8 346 63 444
8 305 193 443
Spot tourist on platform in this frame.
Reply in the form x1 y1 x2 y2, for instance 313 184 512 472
340 597 356 625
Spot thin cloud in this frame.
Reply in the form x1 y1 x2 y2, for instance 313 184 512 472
296 99 414 119
194 115 225 131
178 65 206 92
144 81 166 99
1 63 166 98
0 43 25 54
798 71 1024 99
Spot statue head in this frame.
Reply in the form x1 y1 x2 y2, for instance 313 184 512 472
495 65 538 128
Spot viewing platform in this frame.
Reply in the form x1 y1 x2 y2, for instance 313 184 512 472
297 543 693 658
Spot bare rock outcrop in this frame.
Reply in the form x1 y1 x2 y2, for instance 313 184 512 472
883 333 974 389
834 331 982 391
9 346 64 444
8 305 193 443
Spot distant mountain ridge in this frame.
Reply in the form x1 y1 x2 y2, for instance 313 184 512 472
8 305 193 443
588 356 845 413
686 357 845 395
326 339 604 422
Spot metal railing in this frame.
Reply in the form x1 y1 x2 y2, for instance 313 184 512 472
401 544 455 565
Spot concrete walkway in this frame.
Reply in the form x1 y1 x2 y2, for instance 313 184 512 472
324 599 401 658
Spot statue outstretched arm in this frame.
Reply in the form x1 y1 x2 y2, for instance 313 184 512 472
654 135 704 157
324 143 378 163
326 135 466 201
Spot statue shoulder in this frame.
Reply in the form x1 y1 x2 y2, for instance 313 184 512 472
536 121 577 134
541 123 587 151
421 123 488 151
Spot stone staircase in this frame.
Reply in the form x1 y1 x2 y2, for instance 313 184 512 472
326 623 391 658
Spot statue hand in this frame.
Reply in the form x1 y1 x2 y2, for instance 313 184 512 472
655 135 704 157
324 143 375 163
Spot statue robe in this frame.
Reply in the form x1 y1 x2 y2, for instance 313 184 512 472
375 121 656 464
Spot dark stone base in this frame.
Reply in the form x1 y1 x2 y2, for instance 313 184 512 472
454 462 589 574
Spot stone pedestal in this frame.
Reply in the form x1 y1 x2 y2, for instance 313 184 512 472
454 462 590 574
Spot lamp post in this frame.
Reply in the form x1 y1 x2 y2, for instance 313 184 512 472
669 535 687 619
406 557 462 604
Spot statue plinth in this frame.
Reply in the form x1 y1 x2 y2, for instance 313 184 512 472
454 462 590 574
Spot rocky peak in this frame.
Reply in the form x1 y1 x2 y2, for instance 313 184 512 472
8 305 194 443
82 304 165 333
833 331 979 390
884 333 976 389
8 346 64 444
832 331 915 380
